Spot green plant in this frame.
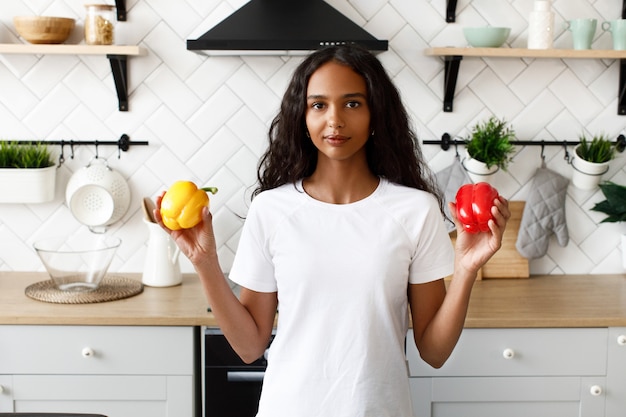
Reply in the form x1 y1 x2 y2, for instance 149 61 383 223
0 141 54 169
591 181 626 223
465 116 516 170
576 134 616 163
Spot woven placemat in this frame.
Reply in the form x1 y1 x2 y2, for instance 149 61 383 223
25 275 144 304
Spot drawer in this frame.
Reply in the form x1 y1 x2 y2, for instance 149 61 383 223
0 325 195 375
407 328 608 377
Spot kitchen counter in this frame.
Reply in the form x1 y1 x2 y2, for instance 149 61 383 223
0 272 216 326
1 272 625 327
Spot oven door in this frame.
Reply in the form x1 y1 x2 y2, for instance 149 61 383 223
204 328 273 417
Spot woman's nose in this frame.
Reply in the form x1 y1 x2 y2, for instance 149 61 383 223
327 107 344 128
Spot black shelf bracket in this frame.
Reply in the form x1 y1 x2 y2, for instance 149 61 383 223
447 0 458 22
107 54 129 111
115 0 127 21
443 56 463 112
620 59 626 115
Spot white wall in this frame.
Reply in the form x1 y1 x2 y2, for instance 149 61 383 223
0 0 624 276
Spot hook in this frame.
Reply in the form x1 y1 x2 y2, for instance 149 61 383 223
70 140 75 159
94 140 99 159
454 138 460 159
563 141 571 164
57 140 65 167
540 141 546 168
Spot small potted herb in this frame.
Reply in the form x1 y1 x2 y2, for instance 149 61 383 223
463 116 516 183
0 141 56 203
571 134 616 190
591 181 626 267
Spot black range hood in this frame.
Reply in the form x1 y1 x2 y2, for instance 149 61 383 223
187 0 388 55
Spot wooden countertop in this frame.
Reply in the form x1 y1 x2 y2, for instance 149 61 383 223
0 272 217 326
1 272 625 328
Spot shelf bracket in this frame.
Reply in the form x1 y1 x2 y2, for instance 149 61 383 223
443 55 463 112
115 0 127 21
617 59 626 116
447 0 458 22
107 54 129 112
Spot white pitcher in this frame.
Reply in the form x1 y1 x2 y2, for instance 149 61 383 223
142 219 182 287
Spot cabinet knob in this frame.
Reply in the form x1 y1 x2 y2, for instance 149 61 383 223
502 348 515 359
82 347 95 358
617 335 626 346
590 385 602 396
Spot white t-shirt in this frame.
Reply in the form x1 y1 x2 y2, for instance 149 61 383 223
229 178 454 417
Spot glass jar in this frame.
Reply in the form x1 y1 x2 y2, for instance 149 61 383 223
84 4 115 45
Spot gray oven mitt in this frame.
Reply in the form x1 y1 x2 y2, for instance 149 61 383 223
436 158 472 232
516 167 569 259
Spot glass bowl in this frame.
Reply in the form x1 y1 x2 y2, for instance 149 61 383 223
33 235 121 292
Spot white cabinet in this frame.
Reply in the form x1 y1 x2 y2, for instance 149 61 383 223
407 328 609 417
0 325 198 417
606 327 626 417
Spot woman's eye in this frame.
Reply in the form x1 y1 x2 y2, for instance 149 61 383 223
311 102 325 110
346 101 360 108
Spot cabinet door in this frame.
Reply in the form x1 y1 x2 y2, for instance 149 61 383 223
606 327 626 417
411 376 606 417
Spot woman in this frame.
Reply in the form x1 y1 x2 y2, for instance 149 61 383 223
155 44 509 416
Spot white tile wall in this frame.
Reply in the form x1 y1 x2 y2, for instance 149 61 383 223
1 0 625 276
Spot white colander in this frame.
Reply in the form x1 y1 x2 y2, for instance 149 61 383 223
66 158 131 229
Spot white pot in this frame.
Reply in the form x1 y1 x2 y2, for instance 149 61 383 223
462 151 499 183
0 165 57 203
622 234 626 269
571 146 610 190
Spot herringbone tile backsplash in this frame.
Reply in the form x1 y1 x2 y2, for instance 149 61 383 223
1 0 625 275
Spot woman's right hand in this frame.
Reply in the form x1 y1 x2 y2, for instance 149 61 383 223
154 192 218 267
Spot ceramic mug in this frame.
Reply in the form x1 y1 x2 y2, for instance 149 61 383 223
564 18 597 49
602 19 626 50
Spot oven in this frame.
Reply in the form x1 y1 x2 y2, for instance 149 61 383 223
204 327 274 417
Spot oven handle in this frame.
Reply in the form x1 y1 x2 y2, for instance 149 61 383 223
227 371 266 382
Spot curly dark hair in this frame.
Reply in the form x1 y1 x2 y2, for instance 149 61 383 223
254 44 443 212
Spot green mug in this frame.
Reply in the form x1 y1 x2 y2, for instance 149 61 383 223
564 18 597 50
602 19 626 50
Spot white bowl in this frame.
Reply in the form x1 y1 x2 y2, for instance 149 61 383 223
463 27 511 47
34 235 121 292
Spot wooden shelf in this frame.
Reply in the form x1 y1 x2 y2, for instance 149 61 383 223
426 47 626 115
425 47 626 59
0 44 146 111
0 44 144 56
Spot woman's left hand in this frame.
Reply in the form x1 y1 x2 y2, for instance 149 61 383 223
448 196 510 276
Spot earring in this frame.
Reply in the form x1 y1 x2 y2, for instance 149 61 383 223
370 130 375 136
306 131 310 138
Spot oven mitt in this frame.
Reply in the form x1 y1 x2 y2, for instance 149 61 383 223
516 167 569 259
436 158 473 232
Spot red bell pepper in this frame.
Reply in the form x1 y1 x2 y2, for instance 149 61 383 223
455 182 499 233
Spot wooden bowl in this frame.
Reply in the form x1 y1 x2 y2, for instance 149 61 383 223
13 16 76 44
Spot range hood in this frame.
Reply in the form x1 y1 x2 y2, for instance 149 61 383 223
186 0 388 55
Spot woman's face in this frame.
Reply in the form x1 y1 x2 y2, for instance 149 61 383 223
305 61 371 164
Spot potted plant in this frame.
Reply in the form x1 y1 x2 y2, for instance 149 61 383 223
591 181 626 267
571 133 616 190
0 141 56 203
463 116 516 183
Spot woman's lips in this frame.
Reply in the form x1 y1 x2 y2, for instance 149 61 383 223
324 135 349 145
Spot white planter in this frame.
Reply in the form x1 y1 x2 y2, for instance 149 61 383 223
462 151 499 183
571 146 610 190
0 165 57 203
622 234 626 269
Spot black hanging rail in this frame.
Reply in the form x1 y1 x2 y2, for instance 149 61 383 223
423 133 626 153
1 134 149 165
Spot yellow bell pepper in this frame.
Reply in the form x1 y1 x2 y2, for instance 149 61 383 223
160 181 218 230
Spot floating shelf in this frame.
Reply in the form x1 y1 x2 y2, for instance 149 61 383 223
0 44 146 111
424 47 626 115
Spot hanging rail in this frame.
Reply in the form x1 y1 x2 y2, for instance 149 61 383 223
0 134 149 166
423 133 626 153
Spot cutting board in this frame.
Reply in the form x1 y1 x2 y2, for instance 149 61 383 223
448 201 529 279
